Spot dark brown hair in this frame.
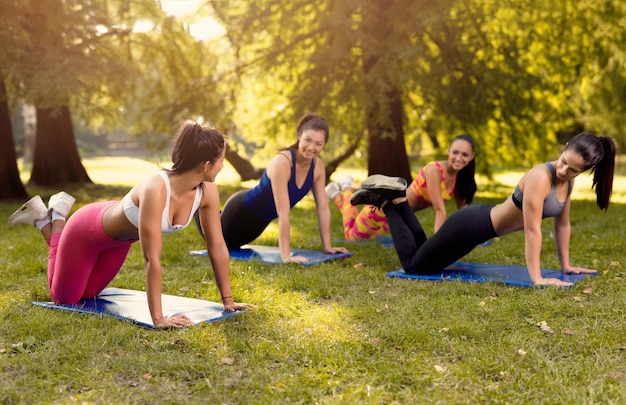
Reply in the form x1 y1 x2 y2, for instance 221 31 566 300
452 133 477 204
564 132 615 210
169 121 226 175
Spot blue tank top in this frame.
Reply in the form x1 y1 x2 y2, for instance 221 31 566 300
244 149 316 221
511 162 572 218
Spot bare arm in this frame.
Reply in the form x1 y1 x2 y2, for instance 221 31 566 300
423 163 448 232
522 168 571 287
311 159 348 254
198 182 255 311
137 177 192 328
553 188 597 276
267 153 299 263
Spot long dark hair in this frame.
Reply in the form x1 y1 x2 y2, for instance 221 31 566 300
281 112 330 151
168 121 227 175
452 133 477 204
564 132 615 210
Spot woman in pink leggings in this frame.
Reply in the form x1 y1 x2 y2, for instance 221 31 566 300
9 121 254 328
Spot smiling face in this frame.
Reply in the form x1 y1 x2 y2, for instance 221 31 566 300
447 139 475 171
297 129 327 159
554 150 587 181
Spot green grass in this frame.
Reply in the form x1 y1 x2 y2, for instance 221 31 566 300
1 157 625 404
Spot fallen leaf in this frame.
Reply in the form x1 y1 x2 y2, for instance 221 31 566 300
573 296 583 301
517 349 527 356
611 261 620 266
143 373 152 379
220 356 235 365
439 328 449 333
434 365 446 373
538 321 554 334
353 262 364 269
564 329 574 335
368 290 377 295
583 287 593 294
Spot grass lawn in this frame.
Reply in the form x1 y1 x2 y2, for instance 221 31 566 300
1 157 625 404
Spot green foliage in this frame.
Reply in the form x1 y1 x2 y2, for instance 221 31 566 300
2 0 626 176
1 158 626 403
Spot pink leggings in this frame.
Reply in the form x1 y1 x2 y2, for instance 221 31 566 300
47 202 134 303
334 190 389 241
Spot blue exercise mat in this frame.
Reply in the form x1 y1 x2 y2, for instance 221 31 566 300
386 262 596 288
335 236 395 247
337 237 491 248
189 244 353 266
31 287 241 329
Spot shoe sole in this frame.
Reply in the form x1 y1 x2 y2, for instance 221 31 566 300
361 175 407 191
8 196 47 226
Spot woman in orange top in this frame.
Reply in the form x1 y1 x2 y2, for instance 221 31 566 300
326 134 477 240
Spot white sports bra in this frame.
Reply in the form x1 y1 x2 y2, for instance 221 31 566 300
122 171 202 234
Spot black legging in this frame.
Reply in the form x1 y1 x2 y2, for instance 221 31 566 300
383 201 496 274
194 189 272 249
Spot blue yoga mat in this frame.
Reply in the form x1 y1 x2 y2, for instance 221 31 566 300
31 287 241 329
336 236 395 247
337 237 492 249
386 262 596 288
189 244 353 266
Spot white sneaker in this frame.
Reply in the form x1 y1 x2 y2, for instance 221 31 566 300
48 191 76 217
338 176 353 191
361 174 408 191
8 195 48 226
325 182 341 200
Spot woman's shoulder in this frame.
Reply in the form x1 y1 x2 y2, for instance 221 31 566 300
519 163 552 190
134 172 167 197
270 151 293 166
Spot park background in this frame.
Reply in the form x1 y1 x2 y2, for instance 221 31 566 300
1 0 625 403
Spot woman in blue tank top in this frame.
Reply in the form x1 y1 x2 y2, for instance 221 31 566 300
204 113 349 264
351 132 616 287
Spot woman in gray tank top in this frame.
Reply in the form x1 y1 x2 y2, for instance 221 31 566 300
352 132 616 287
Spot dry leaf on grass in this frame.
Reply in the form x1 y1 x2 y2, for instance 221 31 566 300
538 321 554 334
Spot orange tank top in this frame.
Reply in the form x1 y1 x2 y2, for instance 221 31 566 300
409 161 456 206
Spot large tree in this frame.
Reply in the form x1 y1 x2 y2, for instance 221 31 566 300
0 80 28 200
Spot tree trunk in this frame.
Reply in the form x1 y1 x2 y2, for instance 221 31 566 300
0 80 28 201
366 87 411 180
29 106 92 186
224 144 264 181
361 0 412 181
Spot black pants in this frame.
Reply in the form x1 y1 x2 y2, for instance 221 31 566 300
383 201 496 274
195 189 271 249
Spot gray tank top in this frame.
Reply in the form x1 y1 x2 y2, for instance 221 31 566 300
511 162 572 218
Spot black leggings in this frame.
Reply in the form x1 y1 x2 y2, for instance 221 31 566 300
383 201 496 274
217 190 272 249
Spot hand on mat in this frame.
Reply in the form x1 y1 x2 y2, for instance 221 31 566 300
282 255 310 264
154 314 194 329
562 266 598 275
325 246 349 255
534 277 573 288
